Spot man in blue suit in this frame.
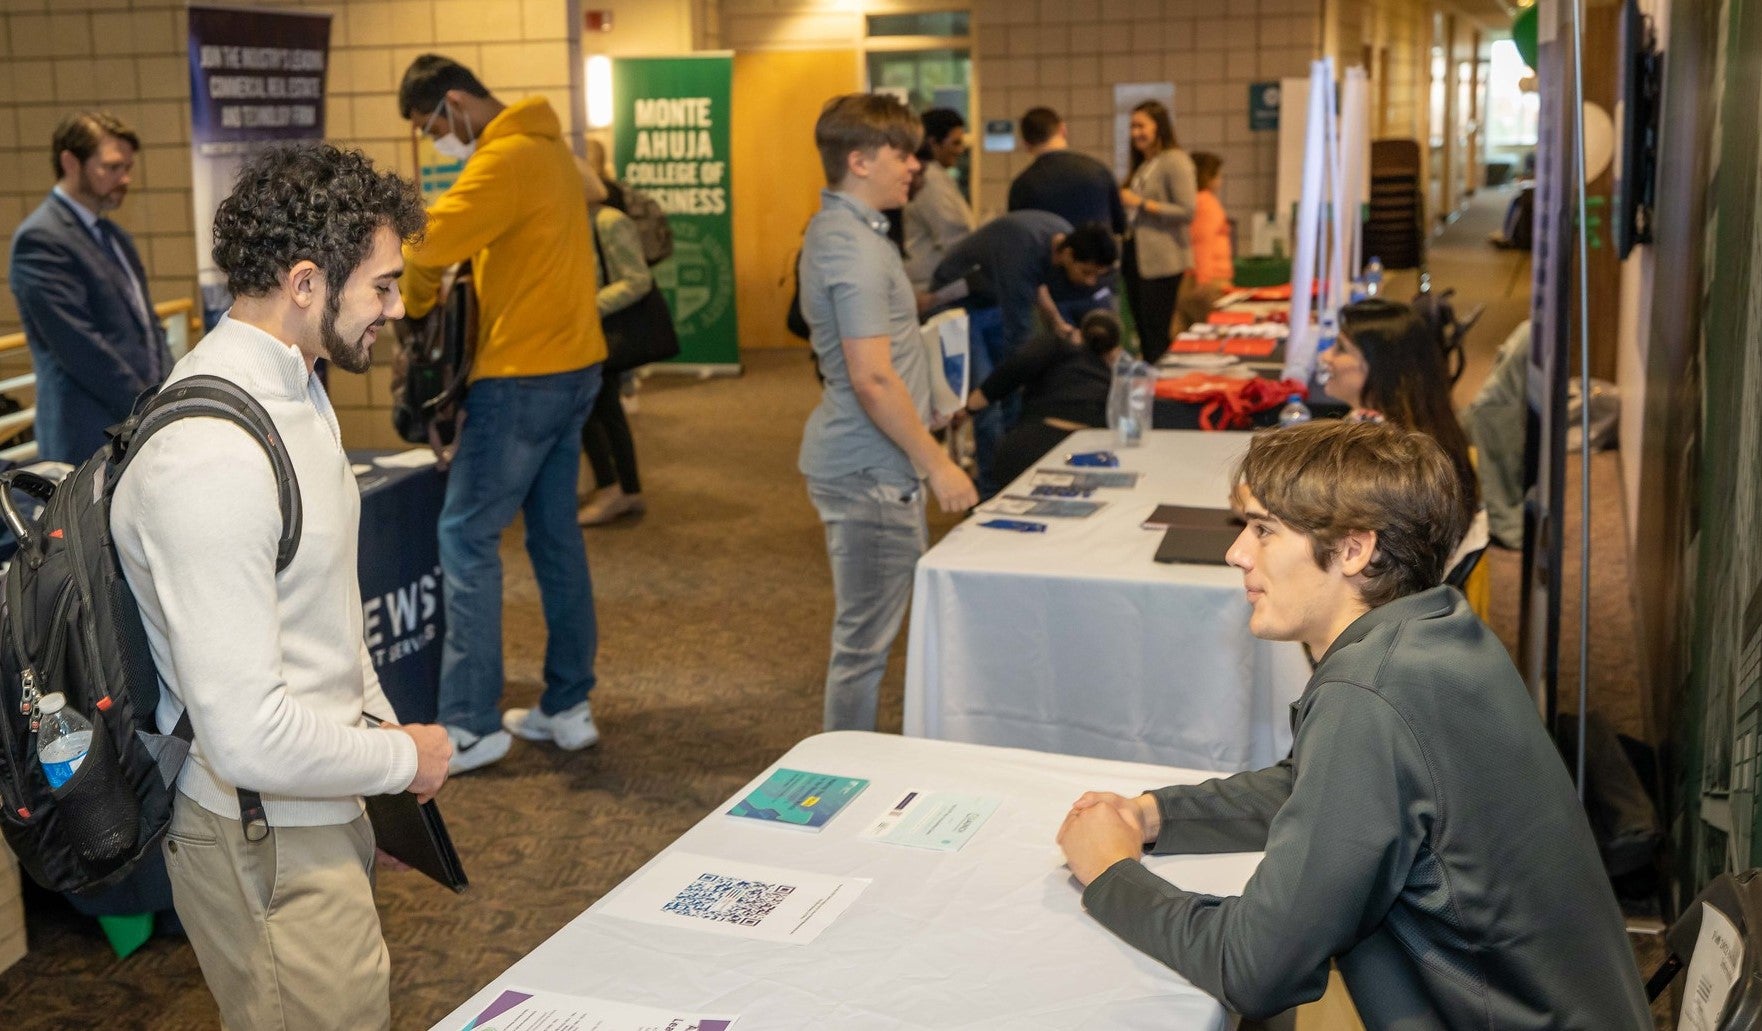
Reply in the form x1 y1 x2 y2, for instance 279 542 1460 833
9 112 170 463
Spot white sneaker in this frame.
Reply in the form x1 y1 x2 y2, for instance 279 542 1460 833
445 725 512 774
577 487 645 526
503 700 600 751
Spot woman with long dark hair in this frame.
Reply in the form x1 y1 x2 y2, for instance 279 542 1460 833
1119 100 1196 364
1322 298 1487 569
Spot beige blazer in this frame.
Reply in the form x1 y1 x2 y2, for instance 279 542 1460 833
1126 147 1198 278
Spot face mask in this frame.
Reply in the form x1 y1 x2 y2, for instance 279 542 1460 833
425 103 476 161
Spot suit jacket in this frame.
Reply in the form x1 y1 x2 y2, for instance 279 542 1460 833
1125 148 1197 278
8 193 170 463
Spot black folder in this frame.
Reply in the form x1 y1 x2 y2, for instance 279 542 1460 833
1154 524 1241 566
1142 504 1245 532
365 791 468 893
360 713 468 892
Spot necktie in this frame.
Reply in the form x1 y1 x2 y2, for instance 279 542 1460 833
94 219 153 332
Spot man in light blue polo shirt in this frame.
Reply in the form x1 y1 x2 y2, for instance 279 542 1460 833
799 93 977 731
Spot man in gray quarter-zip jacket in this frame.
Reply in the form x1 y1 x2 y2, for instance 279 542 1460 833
1057 420 1650 1030
112 145 451 1031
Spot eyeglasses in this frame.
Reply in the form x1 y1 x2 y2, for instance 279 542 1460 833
419 104 449 138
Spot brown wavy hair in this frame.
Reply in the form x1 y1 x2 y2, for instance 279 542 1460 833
1234 419 1468 606
814 93 921 186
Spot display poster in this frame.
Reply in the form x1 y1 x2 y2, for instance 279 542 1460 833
187 5 331 329
612 55 739 371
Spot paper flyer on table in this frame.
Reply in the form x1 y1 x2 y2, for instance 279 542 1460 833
596 851 869 945
861 789 999 852
1032 469 1141 490
457 987 736 1031
983 495 1106 518
373 449 440 469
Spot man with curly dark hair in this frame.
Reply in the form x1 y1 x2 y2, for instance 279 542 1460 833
397 54 609 774
112 143 452 1031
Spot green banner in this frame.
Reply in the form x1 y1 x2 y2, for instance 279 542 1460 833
613 55 739 370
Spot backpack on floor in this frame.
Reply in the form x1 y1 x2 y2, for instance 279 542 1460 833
621 187 675 266
0 376 301 895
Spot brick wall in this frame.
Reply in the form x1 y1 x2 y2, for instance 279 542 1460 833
968 0 1321 223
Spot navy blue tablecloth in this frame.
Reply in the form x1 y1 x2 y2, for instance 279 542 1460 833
352 451 445 724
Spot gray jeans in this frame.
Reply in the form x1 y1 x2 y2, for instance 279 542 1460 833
806 468 928 730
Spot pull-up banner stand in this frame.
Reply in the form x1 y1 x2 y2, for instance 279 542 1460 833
187 5 331 329
612 55 741 375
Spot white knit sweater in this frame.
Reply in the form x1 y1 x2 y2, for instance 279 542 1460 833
112 315 417 826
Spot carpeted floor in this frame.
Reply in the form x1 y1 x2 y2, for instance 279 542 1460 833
0 189 1671 1029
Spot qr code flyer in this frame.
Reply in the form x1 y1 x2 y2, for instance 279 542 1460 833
597 851 871 945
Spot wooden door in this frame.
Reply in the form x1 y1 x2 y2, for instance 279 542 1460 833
730 50 862 350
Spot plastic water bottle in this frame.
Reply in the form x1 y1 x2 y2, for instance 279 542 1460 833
37 693 93 789
1313 314 1339 385
1363 256 1384 298
1107 353 1154 447
1278 394 1312 428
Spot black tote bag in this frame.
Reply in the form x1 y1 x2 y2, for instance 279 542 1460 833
594 220 681 374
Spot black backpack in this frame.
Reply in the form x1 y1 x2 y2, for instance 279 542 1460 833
391 260 476 449
0 376 300 895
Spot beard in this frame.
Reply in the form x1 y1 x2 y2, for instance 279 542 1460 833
320 290 378 374
80 167 125 213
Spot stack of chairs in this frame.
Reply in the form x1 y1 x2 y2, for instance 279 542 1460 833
1364 139 1425 271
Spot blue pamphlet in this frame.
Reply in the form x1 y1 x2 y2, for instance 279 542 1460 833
977 518 1048 533
727 768 870 831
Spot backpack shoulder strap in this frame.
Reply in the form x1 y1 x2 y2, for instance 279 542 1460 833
116 375 303 573
117 375 298 841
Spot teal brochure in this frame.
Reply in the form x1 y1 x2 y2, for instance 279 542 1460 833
861 790 1000 852
727 768 870 831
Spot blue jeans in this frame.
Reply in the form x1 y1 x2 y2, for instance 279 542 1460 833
966 306 1023 498
437 366 601 736
806 468 928 731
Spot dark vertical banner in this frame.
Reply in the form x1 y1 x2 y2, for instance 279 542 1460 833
1684 0 1762 893
613 55 739 372
187 6 331 328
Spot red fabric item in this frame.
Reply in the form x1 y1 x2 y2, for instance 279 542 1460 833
1207 309 1256 325
1222 337 1278 357
1168 337 1223 354
1154 374 1307 430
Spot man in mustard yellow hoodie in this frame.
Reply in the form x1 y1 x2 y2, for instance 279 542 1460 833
398 55 607 774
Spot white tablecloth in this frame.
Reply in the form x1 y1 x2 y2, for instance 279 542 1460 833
431 732 1262 1031
904 428 1310 772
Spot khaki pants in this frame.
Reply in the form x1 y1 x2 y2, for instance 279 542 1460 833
163 800 390 1031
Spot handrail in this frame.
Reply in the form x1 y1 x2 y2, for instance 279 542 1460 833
0 298 202 466
0 298 201 356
